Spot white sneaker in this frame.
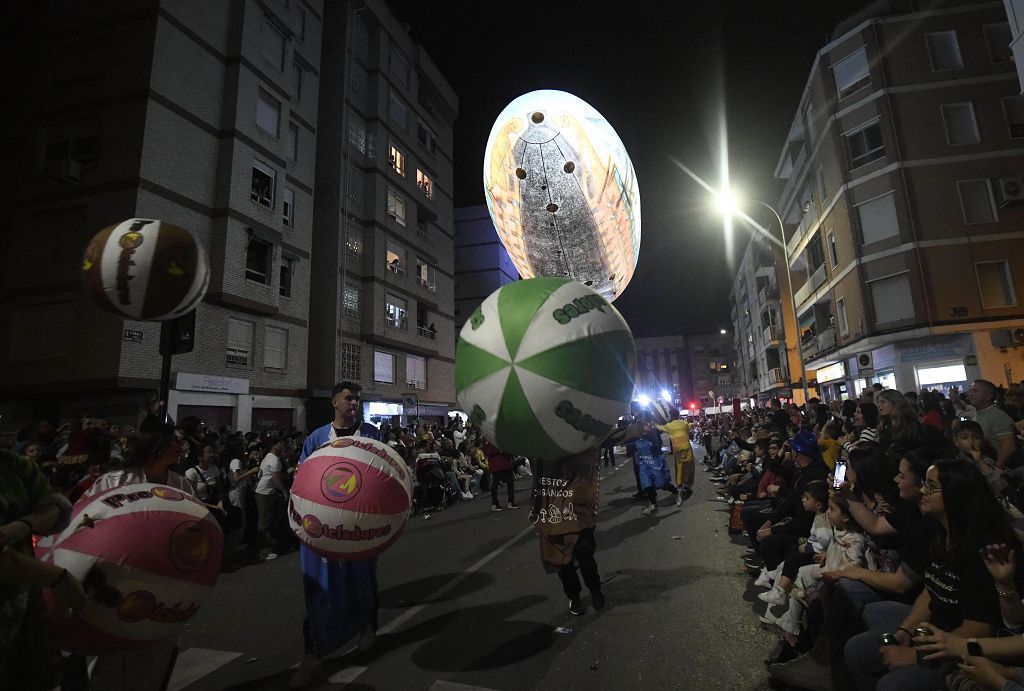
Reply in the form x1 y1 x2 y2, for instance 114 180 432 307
758 587 787 606
675 493 683 507
461 492 473 500
642 504 658 515
288 655 322 688
754 570 773 588
261 551 279 561
759 610 780 626
776 611 802 636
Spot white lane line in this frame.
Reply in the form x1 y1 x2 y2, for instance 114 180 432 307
428 681 500 691
377 523 535 636
328 665 368 684
167 647 243 691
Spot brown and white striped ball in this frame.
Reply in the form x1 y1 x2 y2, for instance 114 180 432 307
81 219 210 321
649 399 675 425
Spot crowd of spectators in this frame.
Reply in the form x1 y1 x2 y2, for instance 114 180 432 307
687 379 1024 690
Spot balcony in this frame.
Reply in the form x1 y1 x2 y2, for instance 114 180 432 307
417 276 437 292
766 367 785 385
406 379 427 390
758 284 778 305
762 325 780 345
416 325 437 340
817 326 836 353
794 264 826 308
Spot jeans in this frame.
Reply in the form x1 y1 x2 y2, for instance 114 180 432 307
741 500 773 544
845 600 950 691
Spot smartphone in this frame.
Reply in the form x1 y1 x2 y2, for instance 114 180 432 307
832 460 848 489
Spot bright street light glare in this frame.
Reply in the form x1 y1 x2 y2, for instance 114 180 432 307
636 394 651 407
714 187 741 217
660 389 672 402
720 329 727 334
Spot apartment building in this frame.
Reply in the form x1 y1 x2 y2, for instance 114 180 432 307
633 334 740 412
452 205 519 331
686 333 743 411
309 0 458 426
729 234 804 404
770 0 1024 402
0 0 322 431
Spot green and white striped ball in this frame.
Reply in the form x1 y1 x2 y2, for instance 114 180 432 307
455 277 635 460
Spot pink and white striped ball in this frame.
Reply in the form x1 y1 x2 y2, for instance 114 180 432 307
38 483 223 654
289 436 414 560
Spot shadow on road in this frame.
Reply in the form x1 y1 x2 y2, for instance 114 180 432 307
379 571 494 608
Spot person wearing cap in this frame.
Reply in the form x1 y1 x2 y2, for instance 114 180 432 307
290 382 381 688
752 430 830 572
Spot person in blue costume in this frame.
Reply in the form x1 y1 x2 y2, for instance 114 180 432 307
290 381 381 688
634 418 678 516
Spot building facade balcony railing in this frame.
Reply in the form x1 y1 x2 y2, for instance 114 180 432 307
767 367 784 385
758 284 778 305
406 379 427 390
416 325 437 340
762 325 780 345
817 326 836 354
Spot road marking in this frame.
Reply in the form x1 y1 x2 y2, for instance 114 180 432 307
328 665 368 684
167 647 242 691
428 681 500 691
378 523 535 636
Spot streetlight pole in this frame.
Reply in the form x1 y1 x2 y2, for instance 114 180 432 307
748 200 809 406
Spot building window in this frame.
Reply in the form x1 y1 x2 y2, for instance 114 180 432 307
387 187 407 226
282 187 295 227
827 230 838 267
260 15 286 70
374 350 395 384
386 242 405 274
844 121 884 169
417 219 429 240
341 342 361 380
287 122 299 161
925 30 963 71
856 192 899 245
417 120 437 154
251 160 276 208
941 103 980 146
388 91 408 130
350 61 368 106
343 283 360 319
346 226 363 259
984 23 1013 64
295 8 306 41
256 89 281 137
832 46 870 99
227 318 254 366
416 258 436 291
817 167 827 205
385 293 408 329
351 13 369 58
292 61 304 100
406 354 426 389
1002 96 1024 138
837 297 849 336
349 110 369 156
868 273 914 324
957 179 997 224
390 44 410 87
246 237 273 284
279 257 293 297
388 143 406 176
976 261 1016 308
264 326 288 369
416 169 433 198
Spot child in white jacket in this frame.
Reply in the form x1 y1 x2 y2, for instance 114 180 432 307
761 492 872 643
756 481 832 596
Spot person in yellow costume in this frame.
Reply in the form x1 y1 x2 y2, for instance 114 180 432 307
658 412 695 502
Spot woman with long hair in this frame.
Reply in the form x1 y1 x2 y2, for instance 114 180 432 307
844 402 880 451
846 459 1024 690
875 389 925 454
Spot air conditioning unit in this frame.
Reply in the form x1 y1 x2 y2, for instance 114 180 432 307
856 352 874 371
996 176 1024 208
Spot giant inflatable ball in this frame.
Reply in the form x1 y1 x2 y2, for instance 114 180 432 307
289 436 414 560
455 277 635 460
39 484 223 654
81 218 210 321
649 400 675 425
483 89 641 302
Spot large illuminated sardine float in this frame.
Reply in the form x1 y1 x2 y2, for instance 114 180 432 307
483 90 641 302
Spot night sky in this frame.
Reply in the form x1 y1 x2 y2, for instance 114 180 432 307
390 0 868 336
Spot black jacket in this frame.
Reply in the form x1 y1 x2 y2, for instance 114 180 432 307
767 458 830 536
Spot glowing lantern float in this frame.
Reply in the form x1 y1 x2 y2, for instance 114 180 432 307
38 484 224 654
483 89 641 302
80 218 210 321
288 436 414 560
455 277 635 460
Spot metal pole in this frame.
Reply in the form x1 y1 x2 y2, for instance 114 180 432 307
158 354 172 425
754 201 809 405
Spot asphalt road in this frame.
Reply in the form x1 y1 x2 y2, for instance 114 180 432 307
171 445 778 690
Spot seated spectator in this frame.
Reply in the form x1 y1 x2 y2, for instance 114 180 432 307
968 379 1019 468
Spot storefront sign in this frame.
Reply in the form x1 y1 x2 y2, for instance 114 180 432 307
123 329 144 343
175 372 249 394
816 362 846 383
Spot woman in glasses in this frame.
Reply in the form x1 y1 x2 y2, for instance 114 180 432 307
844 459 1024 690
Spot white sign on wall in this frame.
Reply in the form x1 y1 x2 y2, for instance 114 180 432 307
175 372 250 395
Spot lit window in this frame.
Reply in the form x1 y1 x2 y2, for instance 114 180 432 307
389 144 406 176
374 350 395 384
346 226 363 259
227 318 254 366
827 230 838 267
385 294 407 329
406 355 426 389
341 342 361 380
837 297 849 336
416 258 436 291
343 283 360 319
416 169 433 198
386 242 405 274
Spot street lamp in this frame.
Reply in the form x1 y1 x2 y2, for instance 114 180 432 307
714 190 809 405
